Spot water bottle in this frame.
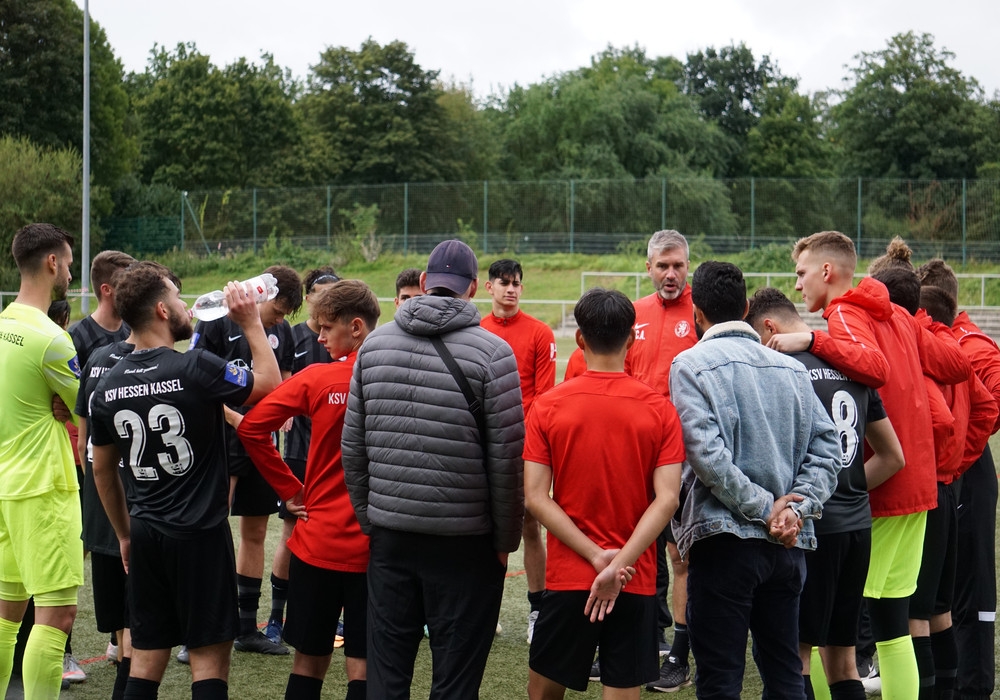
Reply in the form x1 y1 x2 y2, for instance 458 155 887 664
191 274 279 322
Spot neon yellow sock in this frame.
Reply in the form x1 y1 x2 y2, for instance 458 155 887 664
810 647 831 700
876 635 919 700
22 623 67 700
0 616 22 699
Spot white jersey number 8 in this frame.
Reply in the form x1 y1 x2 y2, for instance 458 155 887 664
831 390 859 467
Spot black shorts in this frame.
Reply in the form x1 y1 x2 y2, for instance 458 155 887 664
127 517 239 650
910 482 958 619
529 590 658 691
277 459 306 520
91 551 128 633
283 554 367 658
799 528 871 647
230 457 280 517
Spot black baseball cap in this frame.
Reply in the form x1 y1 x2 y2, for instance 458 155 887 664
425 240 478 295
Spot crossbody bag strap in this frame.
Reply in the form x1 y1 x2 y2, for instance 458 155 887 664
429 335 488 454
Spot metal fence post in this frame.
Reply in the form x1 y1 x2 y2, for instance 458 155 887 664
180 191 186 252
661 177 666 230
750 177 756 250
569 180 575 254
403 183 409 254
252 188 258 254
483 180 489 254
326 185 331 249
962 178 967 265
856 178 863 255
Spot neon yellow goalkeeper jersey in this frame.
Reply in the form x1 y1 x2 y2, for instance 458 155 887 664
0 302 81 499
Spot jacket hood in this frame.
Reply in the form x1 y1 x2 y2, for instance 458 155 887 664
394 294 482 337
824 277 893 322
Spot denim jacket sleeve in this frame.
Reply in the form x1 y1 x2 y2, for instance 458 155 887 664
669 359 775 524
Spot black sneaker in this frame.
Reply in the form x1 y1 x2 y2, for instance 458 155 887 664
646 656 692 693
234 630 290 655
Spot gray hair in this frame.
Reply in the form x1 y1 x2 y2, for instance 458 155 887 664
647 230 689 261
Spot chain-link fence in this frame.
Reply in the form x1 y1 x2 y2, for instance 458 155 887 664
102 177 1000 262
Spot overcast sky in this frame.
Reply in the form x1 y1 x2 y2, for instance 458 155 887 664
76 0 1000 99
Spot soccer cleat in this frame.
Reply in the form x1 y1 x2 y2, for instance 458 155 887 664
646 656 692 693
263 620 283 644
234 630 290 655
176 645 189 664
526 610 539 644
106 639 119 664
859 655 880 695
495 621 503 635
62 653 87 683
589 654 601 682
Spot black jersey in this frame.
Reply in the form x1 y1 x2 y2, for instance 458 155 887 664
76 340 135 556
791 351 887 535
283 321 335 462
90 346 254 536
189 316 294 459
70 315 130 370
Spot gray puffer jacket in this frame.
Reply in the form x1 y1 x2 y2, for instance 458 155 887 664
342 294 525 553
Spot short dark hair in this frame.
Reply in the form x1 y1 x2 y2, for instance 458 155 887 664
395 268 421 295
746 287 800 330
47 300 71 329
574 288 635 354
871 266 921 316
303 266 340 294
91 250 137 295
691 261 746 324
312 280 381 330
114 262 175 330
917 259 959 300
264 265 303 314
488 259 523 282
920 286 957 327
11 223 74 272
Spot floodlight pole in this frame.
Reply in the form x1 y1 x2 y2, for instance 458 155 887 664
81 0 91 315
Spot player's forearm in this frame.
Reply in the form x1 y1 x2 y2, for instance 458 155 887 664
93 445 130 540
237 421 303 500
527 492 603 568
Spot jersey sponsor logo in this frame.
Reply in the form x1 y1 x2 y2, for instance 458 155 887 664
294 350 308 358
224 363 249 387
328 391 348 405
674 320 691 338
228 334 243 342
0 331 25 347
549 342 557 361
267 333 279 350
68 355 81 378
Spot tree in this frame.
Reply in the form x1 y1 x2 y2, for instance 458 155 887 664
132 44 301 190
684 43 796 176
747 86 834 178
302 38 459 184
833 32 985 180
0 0 135 187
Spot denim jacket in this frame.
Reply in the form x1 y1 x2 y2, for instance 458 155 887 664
668 321 841 557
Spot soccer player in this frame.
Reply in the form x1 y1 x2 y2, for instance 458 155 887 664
918 258 1000 700
69 250 136 369
342 239 524 699
624 230 698 689
747 287 905 700
670 261 842 700
393 268 422 308
0 223 83 700
481 258 556 642
90 263 281 700
189 264 301 655
264 267 340 645
768 231 971 700
523 287 684 699
236 279 380 700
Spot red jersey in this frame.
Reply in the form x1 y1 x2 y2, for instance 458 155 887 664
237 354 368 573
523 371 685 595
624 286 697 398
563 347 586 382
952 311 1000 434
481 309 556 416
812 278 971 516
